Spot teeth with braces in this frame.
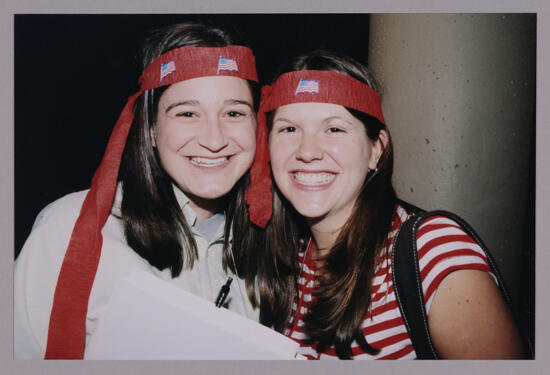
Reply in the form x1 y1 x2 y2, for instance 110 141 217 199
293 172 335 185
190 157 229 166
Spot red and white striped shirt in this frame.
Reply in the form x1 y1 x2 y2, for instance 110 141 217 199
285 205 494 360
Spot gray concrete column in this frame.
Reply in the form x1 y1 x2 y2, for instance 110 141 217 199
368 14 535 305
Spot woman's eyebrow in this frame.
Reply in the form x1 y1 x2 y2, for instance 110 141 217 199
224 99 253 109
165 100 199 113
165 99 253 113
324 115 354 125
272 116 292 123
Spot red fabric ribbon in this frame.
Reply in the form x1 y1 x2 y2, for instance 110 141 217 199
44 45 258 359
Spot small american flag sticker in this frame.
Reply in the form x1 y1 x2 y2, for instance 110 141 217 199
160 60 176 83
294 79 319 96
217 57 239 73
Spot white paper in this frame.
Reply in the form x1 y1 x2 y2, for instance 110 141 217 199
84 269 301 359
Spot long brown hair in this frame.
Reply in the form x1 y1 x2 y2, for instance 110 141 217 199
254 50 397 358
119 23 259 278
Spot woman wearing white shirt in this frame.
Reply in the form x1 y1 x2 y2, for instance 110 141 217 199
15 22 264 359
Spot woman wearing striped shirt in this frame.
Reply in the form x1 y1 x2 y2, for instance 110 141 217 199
244 50 524 359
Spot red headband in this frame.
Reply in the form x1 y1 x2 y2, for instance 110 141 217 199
45 45 258 359
246 70 385 229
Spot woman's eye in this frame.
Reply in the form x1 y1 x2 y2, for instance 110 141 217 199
227 111 244 118
328 127 344 133
281 126 296 133
176 111 195 118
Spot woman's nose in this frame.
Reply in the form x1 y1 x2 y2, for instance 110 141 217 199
197 118 229 152
295 134 324 162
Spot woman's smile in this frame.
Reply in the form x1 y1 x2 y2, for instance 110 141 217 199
290 170 337 189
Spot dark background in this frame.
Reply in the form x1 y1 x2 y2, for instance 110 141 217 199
14 14 371 257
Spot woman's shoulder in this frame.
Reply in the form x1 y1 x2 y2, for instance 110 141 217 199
20 186 131 264
16 189 91 274
31 185 125 230
392 205 490 269
389 204 493 286
413 212 485 257
31 189 90 230
391 202 483 252
16 189 101 285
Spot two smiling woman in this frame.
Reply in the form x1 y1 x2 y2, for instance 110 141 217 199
15 22 525 360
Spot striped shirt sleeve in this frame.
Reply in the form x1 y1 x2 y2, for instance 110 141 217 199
416 215 496 314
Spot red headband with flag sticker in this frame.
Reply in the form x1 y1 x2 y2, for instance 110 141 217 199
44 45 258 359
246 70 385 229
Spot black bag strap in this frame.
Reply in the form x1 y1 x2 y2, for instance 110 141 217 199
391 209 534 359
391 211 437 359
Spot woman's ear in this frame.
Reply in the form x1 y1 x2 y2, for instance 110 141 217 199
368 129 389 170
150 128 157 147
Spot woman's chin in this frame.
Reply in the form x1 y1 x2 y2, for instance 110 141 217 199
294 205 330 222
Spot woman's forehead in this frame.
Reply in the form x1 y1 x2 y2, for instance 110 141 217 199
161 76 253 102
273 102 353 120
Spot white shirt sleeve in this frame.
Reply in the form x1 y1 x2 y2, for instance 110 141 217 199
14 191 87 359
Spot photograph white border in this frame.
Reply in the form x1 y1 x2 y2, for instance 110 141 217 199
2 1 548 374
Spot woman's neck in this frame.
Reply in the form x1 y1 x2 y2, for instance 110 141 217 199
307 204 354 259
308 218 343 265
187 194 219 220
310 227 337 255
